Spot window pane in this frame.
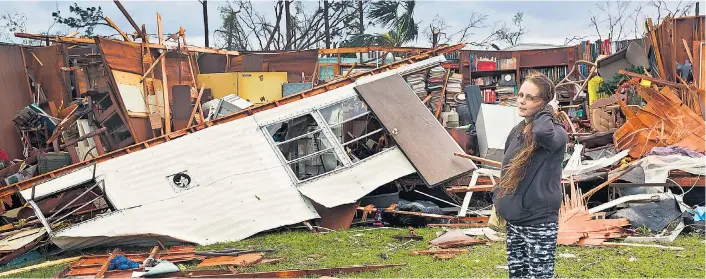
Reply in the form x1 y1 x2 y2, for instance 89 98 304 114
265 113 344 181
319 97 369 126
288 151 344 181
277 130 335 161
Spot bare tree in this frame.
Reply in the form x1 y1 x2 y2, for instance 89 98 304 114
564 35 590 46
589 0 630 41
629 4 645 39
215 0 358 51
494 12 526 47
0 11 42 45
649 0 696 24
424 12 488 46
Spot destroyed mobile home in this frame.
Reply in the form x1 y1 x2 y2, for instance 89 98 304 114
0 5 703 276
15 55 475 251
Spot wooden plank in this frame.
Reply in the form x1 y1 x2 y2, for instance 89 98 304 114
172 85 192 130
160 53 171 133
188 85 205 126
410 249 469 256
353 74 476 186
113 0 144 41
647 18 666 78
140 50 167 82
157 13 163 45
105 17 130 42
434 68 451 118
96 248 120 278
196 253 263 268
453 152 502 167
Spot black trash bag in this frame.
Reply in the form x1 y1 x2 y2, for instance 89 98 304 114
382 199 449 226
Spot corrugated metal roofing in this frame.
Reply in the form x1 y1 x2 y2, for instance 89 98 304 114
20 56 446 250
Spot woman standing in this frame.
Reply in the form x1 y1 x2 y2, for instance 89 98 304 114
493 72 568 278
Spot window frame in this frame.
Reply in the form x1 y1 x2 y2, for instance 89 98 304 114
262 96 393 185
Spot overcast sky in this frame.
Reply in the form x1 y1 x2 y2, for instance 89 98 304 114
0 0 701 49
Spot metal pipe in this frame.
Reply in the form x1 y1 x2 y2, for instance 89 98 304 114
46 182 100 220
341 128 384 146
50 196 102 225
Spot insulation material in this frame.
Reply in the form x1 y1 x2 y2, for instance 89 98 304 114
112 70 149 115
297 148 415 208
475 104 523 162
634 154 706 184
0 228 45 253
563 146 629 178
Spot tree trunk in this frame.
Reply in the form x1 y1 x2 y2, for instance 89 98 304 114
324 0 331 48
225 13 233 50
358 0 364 34
203 0 209 47
285 0 292 50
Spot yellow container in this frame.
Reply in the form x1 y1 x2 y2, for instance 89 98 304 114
587 76 604 106
196 73 238 99
237 72 287 104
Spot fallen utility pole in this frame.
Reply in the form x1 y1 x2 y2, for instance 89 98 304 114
0 44 465 199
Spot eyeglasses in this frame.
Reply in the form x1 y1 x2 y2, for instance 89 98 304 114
517 92 541 102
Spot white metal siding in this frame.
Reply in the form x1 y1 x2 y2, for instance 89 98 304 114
297 147 415 208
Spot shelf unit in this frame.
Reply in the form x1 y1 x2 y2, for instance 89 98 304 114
464 47 577 95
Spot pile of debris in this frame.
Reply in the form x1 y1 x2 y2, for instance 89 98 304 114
0 5 702 272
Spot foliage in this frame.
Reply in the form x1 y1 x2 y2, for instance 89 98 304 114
343 0 418 47
51 3 107 37
598 65 646 94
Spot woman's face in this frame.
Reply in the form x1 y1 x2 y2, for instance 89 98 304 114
516 81 544 118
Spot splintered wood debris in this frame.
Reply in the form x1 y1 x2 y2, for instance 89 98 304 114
558 184 629 246
614 82 705 158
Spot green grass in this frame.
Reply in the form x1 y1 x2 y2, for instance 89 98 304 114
2 228 705 278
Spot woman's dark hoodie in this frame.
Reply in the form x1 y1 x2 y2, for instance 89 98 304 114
492 106 568 226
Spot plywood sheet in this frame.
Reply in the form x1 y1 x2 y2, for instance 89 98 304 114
0 45 33 160
96 38 143 74
172 85 192 130
237 72 286 105
196 73 238 99
353 74 476 186
25 45 70 106
112 70 148 115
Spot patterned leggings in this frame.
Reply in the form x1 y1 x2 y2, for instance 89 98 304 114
505 222 559 278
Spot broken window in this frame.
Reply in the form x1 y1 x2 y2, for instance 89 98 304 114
318 97 392 162
266 114 344 181
25 179 114 232
103 112 132 147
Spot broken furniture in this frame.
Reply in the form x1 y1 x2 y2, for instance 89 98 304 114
596 42 650 80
